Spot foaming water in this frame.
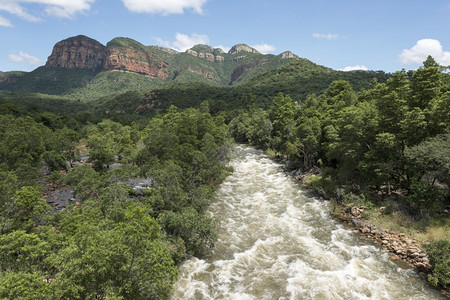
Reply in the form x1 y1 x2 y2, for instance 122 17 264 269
171 145 443 300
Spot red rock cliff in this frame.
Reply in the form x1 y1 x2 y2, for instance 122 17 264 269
45 35 169 79
45 35 105 70
103 47 168 79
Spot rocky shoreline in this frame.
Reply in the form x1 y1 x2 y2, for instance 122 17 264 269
334 205 450 298
335 205 431 272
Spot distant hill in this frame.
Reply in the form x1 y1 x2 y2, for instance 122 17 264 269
0 35 301 100
0 35 393 114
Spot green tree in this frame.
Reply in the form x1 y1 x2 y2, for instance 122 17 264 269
158 207 217 255
409 55 442 110
269 93 297 154
1 186 49 233
0 272 52 300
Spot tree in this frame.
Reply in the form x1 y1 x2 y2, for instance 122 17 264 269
158 207 217 255
1 186 49 234
409 55 442 110
269 93 297 154
0 272 52 300
296 116 322 170
405 133 450 196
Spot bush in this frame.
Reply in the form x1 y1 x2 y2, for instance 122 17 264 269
425 240 450 288
406 182 445 216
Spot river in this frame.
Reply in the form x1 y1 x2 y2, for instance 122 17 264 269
171 145 443 299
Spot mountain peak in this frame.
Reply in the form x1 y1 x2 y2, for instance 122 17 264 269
278 51 299 59
228 44 260 55
45 35 105 70
189 44 215 53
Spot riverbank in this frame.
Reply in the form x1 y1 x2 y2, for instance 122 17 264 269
293 172 450 297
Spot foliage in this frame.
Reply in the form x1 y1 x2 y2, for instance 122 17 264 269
425 240 450 288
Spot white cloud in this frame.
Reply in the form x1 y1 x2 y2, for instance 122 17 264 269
121 0 208 15
312 32 340 40
0 15 13 26
251 43 276 54
339 65 368 72
0 1 42 22
9 51 42 66
156 33 209 52
0 0 95 22
399 39 450 66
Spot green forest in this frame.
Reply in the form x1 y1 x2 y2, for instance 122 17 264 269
0 56 449 298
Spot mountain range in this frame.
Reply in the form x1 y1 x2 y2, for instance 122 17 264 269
0 35 302 95
0 35 390 114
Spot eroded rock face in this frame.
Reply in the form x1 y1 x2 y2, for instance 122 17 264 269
228 44 260 55
45 35 105 70
103 48 168 79
45 35 168 79
43 35 300 84
279 51 299 59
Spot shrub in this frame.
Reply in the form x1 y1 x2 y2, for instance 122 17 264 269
425 240 450 288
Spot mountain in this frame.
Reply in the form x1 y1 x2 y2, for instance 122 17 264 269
0 35 302 99
0 35 392 114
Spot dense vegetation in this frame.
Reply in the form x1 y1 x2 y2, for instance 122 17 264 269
0 105 232 299
228 56 450 290
0 54 449 297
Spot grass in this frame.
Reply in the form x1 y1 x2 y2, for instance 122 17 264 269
301 174 450 245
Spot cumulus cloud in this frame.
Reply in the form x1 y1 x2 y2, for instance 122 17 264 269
312 33 340 40
251 43 276 54
9 51 42 66
0 15 13 27
156 33 210 52
399 39 450 66
0 0 95 22
0 1 42 22
121 0 208 15
339 65 368 72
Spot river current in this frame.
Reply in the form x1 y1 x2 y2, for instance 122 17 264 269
171 145 443 299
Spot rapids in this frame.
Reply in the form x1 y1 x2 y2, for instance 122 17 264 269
171 145 443 299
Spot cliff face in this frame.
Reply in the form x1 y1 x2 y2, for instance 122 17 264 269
43 35 300 85
46 35 168 78
103 48 168 79
45 35 105 70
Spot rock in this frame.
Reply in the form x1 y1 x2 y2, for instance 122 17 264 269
228 44 260 55
391 256 399 261
278 51 299 59
45 35 105 70
46 35 169 79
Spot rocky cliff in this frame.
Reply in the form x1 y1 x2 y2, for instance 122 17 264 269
103 47 168 79
45 35 169 78
228 44 260 55
45 35 105 70
42 35 300 84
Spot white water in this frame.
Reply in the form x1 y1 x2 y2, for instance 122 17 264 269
171 145 443 299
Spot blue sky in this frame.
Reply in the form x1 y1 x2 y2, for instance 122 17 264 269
1 0 450 72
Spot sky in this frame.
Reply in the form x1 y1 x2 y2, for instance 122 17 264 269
1 0 450 73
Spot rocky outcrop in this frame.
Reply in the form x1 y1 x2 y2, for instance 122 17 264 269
186 67 216 81
45 35 170 79
45 35 105 70
336 206 432 273
42 35 300 85
103 48 168 79
229 44 260 55
279 51 299 59
186 45 225 62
